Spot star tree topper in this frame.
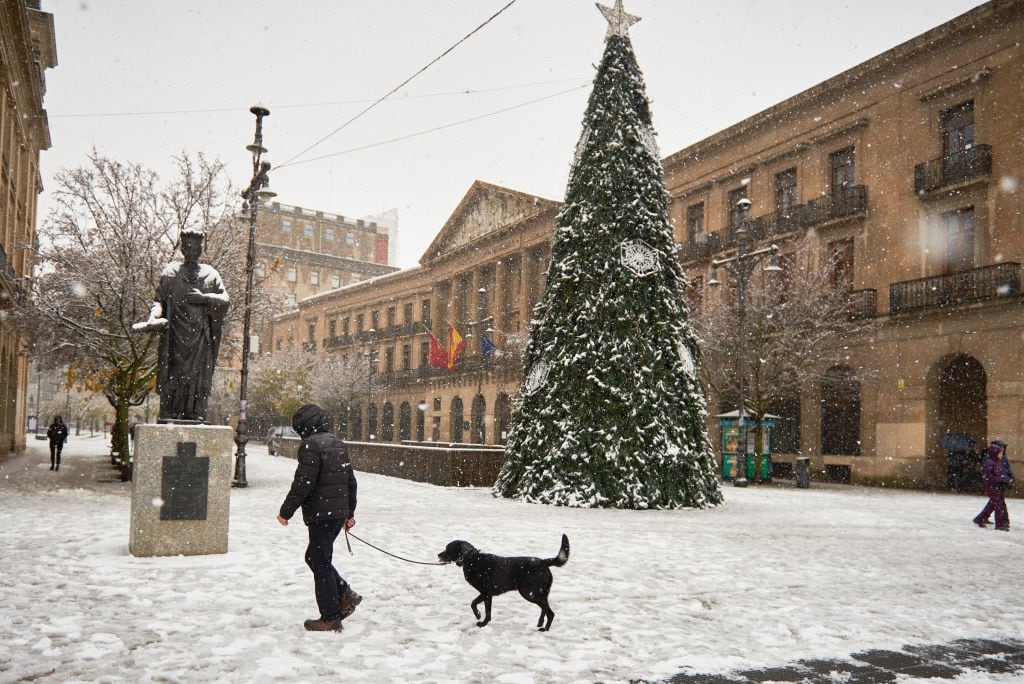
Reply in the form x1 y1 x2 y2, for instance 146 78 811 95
597 0 640 40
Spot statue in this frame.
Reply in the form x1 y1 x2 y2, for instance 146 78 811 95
134 230 229 423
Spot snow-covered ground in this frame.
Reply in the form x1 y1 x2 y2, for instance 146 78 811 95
2 434 1023 683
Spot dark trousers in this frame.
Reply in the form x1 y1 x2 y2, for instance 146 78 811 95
305 519 349 620
49 440 64 468
976 483 1009 529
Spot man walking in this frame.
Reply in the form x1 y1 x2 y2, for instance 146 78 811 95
277 404 362 631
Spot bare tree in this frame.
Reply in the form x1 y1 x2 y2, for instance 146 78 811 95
690 235 876 457
20 151 251 472
248 349 369 435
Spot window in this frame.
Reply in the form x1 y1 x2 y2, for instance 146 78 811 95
403 303 413 324
421 299 432 327
325 228 335 241
687 202 705 243
775 168 797 213
356 313 364 333
384 347 394 373
276 338 282 351
727 186 748 227
310 271 319 286
281 219 292 233
307 322 316 343
938 207 975 274
402 344 412 371
331 274 340 288
419 342 429 367
371 310 380 330
828 238 855 293
346 231 356 245
287 294 296 306
386 306 396 328
342 317 350 336
304 223 314 237
328 318 337 338
830 147 855 201
287 266 297 283
942 100 974 163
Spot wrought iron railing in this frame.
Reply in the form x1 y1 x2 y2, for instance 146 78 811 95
914 145 992 195
848 288 877 318
889 262 1020 313
804 185 868 224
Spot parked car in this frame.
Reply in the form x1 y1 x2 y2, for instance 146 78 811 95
267 426 298 455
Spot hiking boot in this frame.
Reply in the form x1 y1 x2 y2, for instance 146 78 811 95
973 517 990 527
995 525 1010 531
339 587 363 620
303 617 342 632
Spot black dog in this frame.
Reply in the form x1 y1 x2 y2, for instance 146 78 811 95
438 534 569 631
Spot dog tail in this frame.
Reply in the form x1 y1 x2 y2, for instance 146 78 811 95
546 534 570 567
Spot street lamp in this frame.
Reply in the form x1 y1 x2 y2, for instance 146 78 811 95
708 197 782 487
232 105 276 488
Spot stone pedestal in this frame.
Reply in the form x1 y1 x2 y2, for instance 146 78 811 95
129 423 234 557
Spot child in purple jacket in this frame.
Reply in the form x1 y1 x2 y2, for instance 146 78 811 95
974 441 1010 531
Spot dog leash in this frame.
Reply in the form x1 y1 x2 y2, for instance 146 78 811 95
344 528 446 566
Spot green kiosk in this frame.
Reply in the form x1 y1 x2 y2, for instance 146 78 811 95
717 410 777 481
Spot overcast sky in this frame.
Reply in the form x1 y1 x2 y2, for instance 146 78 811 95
38 0 983 268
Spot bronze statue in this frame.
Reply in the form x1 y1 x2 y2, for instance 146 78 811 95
134 230 229 423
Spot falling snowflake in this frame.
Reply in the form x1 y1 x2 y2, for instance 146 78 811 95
620 239 659 277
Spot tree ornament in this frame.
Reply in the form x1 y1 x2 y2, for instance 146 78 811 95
620 239 660 277
522 359 550 396
597 0 640 40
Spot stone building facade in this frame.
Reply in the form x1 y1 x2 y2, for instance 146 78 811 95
251 201 398 355
0 0 55 452
272 182 557 445
668 0 1024 485
273 0 1023 488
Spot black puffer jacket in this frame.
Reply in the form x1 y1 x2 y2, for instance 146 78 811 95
279 404 357 525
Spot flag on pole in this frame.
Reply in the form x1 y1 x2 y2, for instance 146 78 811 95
481 331 496 358
446 325 466 368
448 325 465 370
428 330 448 368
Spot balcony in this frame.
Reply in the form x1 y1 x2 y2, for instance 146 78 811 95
914 145 992 195
889 262 1020 314
848 288 877 318
804 185 868 225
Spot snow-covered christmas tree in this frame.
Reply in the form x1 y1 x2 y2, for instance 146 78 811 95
494 1 722 509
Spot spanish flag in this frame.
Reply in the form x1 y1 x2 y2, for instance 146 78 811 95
448 325 465 370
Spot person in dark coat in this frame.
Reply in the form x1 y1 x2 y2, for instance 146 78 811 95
46 415 69 471
974 441 1010 531
277 404 361 631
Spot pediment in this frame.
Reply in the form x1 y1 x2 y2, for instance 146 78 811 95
420 181 558 265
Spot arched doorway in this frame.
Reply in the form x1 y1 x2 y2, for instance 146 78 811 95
821 365 861 455
381 402 395 442
399 401 412 442
415 399 426 442
348 405 362 441
367 403 378 441
495 393 512 445
449 397 464 443
928 353 987 459
471 394 487 444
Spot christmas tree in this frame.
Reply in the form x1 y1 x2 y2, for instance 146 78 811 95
494 1 722 509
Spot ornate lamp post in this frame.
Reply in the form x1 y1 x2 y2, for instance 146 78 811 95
232 105 275 488
708 197 782 487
